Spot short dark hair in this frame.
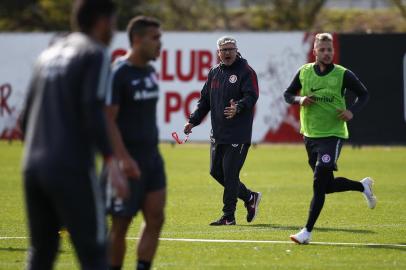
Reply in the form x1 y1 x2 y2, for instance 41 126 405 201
71 0 116 33
127 16 161 45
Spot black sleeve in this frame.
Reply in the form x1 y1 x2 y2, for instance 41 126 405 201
235 65 259 112
283 70 302 104
81 50 113 157
20 77 35 138
343 69 369 114
188 70 211 126
20 62 41 139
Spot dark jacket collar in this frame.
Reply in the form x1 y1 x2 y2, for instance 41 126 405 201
219 55 247 69
313 62 335 76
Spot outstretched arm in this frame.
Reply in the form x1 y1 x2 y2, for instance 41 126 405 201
186 71 212 133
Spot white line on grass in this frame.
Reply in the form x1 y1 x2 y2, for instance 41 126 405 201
133 237 406 248
2 236 405 248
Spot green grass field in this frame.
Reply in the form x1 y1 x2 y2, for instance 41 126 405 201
1 141 406 269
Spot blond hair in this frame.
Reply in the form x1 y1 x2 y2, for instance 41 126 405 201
314 33 333 48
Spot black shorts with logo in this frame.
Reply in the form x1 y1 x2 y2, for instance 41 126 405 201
304 136 345 171
104 144 166 217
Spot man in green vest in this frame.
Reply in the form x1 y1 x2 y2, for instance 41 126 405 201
284 33 376 244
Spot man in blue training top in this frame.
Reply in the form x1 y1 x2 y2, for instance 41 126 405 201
104 16 166 270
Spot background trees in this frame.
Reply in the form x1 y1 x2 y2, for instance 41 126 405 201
0 0 405 32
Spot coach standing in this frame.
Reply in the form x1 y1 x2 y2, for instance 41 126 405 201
184 36 261 226
20 0 128 269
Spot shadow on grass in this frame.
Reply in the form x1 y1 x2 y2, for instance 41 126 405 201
238 224 406 251
308 242 406 252
239 223 375 234
0 247 65 253
0 247 28 252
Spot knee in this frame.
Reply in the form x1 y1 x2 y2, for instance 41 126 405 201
210 170 224 184
145 211 165 231
314 165 333 178
313 166 333 191
111 218 131 239
308 160 316 172
325 178 336 194
325 186 334 194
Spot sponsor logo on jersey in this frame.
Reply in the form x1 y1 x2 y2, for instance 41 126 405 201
232 144 239 147
310 87 324 92
313 96 334 103
134 90 159 101
132 74 159 101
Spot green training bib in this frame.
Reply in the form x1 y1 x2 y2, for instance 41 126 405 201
299 63 348 138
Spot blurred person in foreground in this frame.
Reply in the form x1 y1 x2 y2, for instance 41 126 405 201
20 0 128 269
284 33 376 244
104 16 166 270
184 36 261 226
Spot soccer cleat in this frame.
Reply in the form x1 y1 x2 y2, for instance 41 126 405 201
290 228 311 244
360 177 377 209
245 192 262 223
209 216 236 226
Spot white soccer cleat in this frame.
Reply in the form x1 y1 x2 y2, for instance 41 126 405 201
290 228 311 244
360 177 377 209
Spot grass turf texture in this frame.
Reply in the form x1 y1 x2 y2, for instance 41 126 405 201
0 141 405 269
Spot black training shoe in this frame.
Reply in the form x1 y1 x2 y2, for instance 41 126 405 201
245 192 262 223
209 216 236 226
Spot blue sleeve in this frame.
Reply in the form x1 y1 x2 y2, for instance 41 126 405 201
283 70 302 104
344 69 369 114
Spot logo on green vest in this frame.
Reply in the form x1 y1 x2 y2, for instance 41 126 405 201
313 96 334 103
310 87 324 92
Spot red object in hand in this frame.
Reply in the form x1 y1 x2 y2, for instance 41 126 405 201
171 132 189 144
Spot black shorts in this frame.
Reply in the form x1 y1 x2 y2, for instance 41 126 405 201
24 168 107 267
304 136 345 171
104 145 166 217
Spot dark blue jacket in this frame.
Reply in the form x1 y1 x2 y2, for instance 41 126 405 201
21 33 113 172
189 56 259 144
